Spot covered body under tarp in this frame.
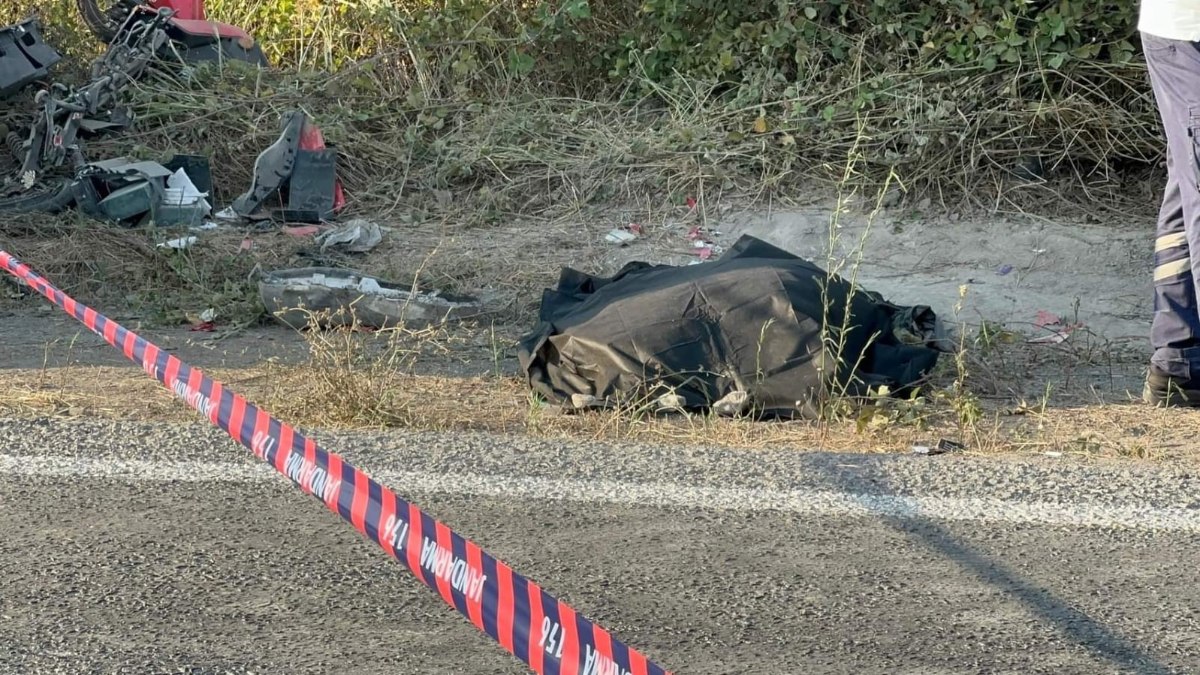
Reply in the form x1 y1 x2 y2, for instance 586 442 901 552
518 235 947 418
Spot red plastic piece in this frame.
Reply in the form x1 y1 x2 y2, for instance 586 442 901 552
149 0 205 21
148 1 253 40
167 18 251 40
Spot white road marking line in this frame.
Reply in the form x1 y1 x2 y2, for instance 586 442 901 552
2 453 1197 532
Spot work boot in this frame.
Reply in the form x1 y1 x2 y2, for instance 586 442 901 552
1143 365 1200 407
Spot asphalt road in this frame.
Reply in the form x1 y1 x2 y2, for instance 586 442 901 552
2 417 1200 674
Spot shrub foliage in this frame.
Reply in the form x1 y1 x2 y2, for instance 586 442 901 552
1 0 1161 197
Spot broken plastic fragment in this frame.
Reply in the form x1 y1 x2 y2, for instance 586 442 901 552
282 225 320 237
1034 310 1062 328
937 439 965 453
1027 328 1073 345
605 229 637 245
357 277 383 294
570 393 601 409
316 219 382 253
713 390 750 416
158 236 198 250
165 168 212 214
913 439 964 456
654 393 686 410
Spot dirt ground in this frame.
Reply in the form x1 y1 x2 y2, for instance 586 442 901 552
3 197 1191 462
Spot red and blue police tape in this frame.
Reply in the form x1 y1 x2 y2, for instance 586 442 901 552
0 250 671 675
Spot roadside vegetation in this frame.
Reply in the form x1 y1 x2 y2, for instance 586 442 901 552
0 0 1183 460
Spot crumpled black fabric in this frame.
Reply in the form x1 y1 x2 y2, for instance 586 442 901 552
518 235 944 418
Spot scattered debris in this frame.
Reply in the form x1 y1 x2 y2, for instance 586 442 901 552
912 439 965 456
283 225 321 237
0 18 62 98
164 155 213 195
282 117 346 221
74 158 169 225
1034 310 1062 328
231 110 345 222
259 267 485 329
605 228 637 246
997 264 1013 276
231 111 303 218
938 439 965 453
686 224 723 261
1029 309 1082 345
316 219 382 253
1028 329 1074 345
158 236 198 250
712 390 750 417
654 393 687 411
68 156 215 228
188 309 217 332
159 168 212 226
569 393 604 410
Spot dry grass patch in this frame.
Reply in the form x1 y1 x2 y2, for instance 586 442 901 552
3 356 1196 464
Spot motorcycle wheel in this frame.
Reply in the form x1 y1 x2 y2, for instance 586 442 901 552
75 0 141 43
0 181 75 215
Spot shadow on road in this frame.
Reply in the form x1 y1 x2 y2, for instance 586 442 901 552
814 461 1177 675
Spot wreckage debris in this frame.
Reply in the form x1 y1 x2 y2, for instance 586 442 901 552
519 235 950 419
73 155 213 227
0 19 61 98
259 267 483 330
232 111 346 223
0 5 273 216
316 219 382 253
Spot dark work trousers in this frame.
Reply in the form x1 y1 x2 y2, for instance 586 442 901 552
1144 32 1200 378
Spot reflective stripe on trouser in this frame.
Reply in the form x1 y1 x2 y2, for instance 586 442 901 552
1144 32 1200 378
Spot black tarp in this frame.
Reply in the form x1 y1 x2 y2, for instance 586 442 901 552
518 235 946 418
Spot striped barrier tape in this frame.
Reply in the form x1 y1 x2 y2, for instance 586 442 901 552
0 250 671 675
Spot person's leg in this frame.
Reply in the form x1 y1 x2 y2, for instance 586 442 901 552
1142 33 1200 404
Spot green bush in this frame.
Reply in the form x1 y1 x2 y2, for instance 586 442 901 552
611 0 1140 100
1 0 1162 197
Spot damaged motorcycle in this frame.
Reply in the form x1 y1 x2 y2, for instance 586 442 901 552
0 0 267 214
